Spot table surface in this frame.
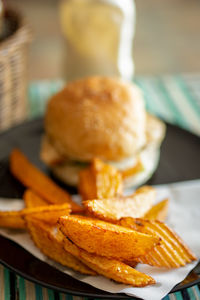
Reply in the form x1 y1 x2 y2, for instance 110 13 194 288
0 74 200 300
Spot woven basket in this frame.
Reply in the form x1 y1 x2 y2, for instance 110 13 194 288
0 9 32 131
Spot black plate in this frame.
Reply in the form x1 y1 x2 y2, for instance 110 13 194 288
0 118 199 299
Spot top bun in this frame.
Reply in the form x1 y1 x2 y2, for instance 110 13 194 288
45 77 146 162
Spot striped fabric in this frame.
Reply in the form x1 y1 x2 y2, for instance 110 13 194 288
28 74 200 135
135 74 200 135
0 268 200 300
0 74 200 300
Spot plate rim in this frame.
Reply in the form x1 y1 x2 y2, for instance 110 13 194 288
0 234 199 297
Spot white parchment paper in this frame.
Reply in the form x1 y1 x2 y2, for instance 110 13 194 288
0 179 199 300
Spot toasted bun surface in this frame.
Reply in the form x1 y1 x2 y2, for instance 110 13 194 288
45 77 146 162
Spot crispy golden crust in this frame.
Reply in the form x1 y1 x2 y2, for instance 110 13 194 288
119 218 196 268
0 203 71 229
84 186 156 222
59 215 160 261
26 218 95 275
23 189 49 208
144 199 169 222
45 77 146 161
79 158 123 201
63 238 155 287
10 149 83 213
0 210 26 229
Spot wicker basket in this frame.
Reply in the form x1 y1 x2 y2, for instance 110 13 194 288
0 9 32 131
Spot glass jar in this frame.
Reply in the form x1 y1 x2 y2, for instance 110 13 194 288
59 0 136 81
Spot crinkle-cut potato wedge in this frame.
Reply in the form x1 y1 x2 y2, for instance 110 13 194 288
26 218 95 275
84 186 156 222
0 203 71 229
144 199 169 222
63 237 155 287
24 189 49 208
10 149 83 213
58 215 160 261
79 158 123 201
119 218 197 268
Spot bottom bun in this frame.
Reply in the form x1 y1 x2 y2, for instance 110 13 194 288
123 145 160 188
50 144 160 188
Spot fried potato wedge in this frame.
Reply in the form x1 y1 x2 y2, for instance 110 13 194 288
119 218 196 268
0 203 71 229
24 189 49 208
79 158 123 201
84 186 156 222
10 149 83 213
0 210 26 229
59 215 160 261
26 217 95 275
63 237 155 286
79 168 96 201
144 199 169 221
26 204 71 225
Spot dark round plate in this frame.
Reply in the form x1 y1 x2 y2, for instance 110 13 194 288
0 118 199 299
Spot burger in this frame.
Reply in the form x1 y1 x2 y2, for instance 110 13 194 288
40 76 166 187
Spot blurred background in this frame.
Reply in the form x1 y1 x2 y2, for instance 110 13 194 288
6 0 200 80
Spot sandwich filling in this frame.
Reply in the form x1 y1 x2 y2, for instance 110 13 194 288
41 114 165 187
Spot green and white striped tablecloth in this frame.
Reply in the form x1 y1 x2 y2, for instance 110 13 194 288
0 74 200 300
28 74 200 136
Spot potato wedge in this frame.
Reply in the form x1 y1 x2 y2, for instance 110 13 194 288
144 199 169 221
79 158 123 201
84 186 156 222
59 215 160 261
0 210 25 229
24 189 49 208
63 237 155 287
10 149 83 213
79 168 96 201
26 217 95 275
119 218 196 268
26 204 71 225
0 203 71 229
